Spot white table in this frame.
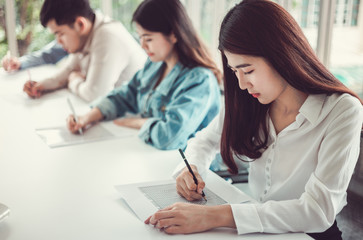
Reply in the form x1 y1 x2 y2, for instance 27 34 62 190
0 66 311 239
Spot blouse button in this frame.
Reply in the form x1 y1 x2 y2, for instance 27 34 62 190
264 190 267 194
268 159 272 163
260 197 263 202
272 144 275 149
266 167 269 171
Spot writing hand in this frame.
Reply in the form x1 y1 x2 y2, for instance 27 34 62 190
1 55 21 72
23 80 43 98
66 114 87 134
176 165 205 201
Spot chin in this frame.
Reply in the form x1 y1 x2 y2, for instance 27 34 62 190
257 98 269 105
148 56 161 62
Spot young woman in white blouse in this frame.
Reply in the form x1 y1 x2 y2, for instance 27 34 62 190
144 1 363 239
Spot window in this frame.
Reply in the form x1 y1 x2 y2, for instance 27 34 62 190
330 0 363 98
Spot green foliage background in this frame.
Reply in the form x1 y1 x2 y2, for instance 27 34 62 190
0 0 142 59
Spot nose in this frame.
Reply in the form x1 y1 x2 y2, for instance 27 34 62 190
56 35 63 45
235 70 251 90
140 39 147 50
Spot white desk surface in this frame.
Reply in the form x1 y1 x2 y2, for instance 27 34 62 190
0 67 311 239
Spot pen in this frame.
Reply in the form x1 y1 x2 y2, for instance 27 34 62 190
67 97 83 135
6 50 10 70
27 70 31 81
178 148 207 201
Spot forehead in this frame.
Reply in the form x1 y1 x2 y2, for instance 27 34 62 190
46 19 72 33
135 23 160 37
224 51 254 64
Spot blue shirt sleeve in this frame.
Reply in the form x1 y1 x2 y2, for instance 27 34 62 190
19 41 68 70
138 68 221 150
91 68 143 119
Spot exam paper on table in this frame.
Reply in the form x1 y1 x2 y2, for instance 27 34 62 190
115 171 252 221
35 123 135 148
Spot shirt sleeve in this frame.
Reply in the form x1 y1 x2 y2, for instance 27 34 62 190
38 54 78 91
19 41 68 69
91 69 143 119
172 105 225 178
138 71 221 150
231 96 363 235
67 27 133 102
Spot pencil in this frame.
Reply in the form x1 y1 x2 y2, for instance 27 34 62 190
67 98 83 135
6 50 10 69
178 148 207 201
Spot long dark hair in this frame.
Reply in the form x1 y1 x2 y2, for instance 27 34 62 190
218 0 362 174
132 0 222 83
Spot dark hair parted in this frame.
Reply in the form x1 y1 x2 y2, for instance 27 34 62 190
40 0 95 27
132 0 222 83
218 0 362 174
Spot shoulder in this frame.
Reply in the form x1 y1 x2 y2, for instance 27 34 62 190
184 66 215 78
92 14 132 43
322 93 363 125
93 21 126 39
179 66 217 85
325 93 362 113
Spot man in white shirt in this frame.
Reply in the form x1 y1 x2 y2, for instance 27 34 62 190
23 0 146 102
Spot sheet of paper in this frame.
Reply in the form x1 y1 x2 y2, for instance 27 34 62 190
139 183 226 209
115 171 252 221
35 123 129 148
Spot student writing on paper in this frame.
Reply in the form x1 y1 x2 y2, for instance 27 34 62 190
1 41 67 72
22 0 146 101
144 1 363 239
67 0 222 150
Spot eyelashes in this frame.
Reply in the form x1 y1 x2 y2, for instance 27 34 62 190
230 68 254 75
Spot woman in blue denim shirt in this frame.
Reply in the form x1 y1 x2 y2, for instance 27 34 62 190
67 0 222 150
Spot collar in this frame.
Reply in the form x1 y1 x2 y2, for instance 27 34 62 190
143 61 185 96
80 11 110 55
298 94 326 124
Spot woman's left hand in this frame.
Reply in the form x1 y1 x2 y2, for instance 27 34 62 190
113 117 147 129
145 203 224 234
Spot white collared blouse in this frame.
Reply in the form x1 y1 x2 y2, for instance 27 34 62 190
177 93 362 235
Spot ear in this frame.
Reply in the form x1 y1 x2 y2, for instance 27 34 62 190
74 17 87 33
169 33 178 44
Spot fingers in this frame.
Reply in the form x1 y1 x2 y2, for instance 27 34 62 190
23 81 40 98
196 175 205 195
175 167 205 201
188 166 205 195
2 56 20 71
66 114 83 134
144 215 152 224
145 203 205 234
176 179 203 201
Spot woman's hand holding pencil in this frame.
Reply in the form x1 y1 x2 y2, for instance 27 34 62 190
175 163 206 201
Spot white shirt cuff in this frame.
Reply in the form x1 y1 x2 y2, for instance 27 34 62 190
231 203 263 235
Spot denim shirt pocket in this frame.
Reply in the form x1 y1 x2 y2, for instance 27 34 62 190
144 91 169 120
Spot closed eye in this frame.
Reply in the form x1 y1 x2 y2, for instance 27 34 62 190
244 70 254 75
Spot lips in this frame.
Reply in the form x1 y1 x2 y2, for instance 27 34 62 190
250 93 260 98
147 52 154 57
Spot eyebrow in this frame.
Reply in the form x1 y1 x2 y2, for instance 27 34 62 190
139 33 152 38
227 63 252 69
